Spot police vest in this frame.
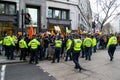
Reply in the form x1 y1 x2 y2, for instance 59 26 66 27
74 39 82 51
28 39 40 49
19 39 28 49
66 39 72 51
55 40 62 48
83 38 92 47
4 36 15 46
107 36 117 48
92 38 97 47
0 40 2 44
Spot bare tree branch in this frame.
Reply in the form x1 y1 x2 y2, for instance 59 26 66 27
96 0 120 30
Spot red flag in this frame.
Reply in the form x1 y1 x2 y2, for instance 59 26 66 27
29 25 34 39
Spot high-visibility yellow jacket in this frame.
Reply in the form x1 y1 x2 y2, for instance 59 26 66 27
83 37 92 47
73 39 82 51
0 40 2 44
3 36 15 46
106 36 117 48
28 38 40 49
66 39 72 51
19 39 28 49
55 40 62 48
92 37 97 47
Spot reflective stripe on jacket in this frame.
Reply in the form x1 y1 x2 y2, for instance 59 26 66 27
107 36 117 48
83 37 92 47
3 36 15 46
73 39 82 51
55 40 62 48
19 39 28 49
28 38 40 49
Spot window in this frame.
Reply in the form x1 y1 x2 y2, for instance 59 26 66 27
48 8 69 20
48 9 52 18
53 10 61 19
0 2 16 15
8 4 16 14
26 7 38 26
0 3 5 14
62 11 67 19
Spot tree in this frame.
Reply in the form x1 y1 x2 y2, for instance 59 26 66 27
96 0 120 31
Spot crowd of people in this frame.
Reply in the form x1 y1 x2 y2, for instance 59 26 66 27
0 31 119 72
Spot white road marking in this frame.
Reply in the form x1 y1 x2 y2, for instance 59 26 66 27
1 65 6 80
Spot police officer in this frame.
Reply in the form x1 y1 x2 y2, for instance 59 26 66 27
106 34 117 61
92 35 97 53
28 35 40 64
65 36 72 61
72 34 83 72
83 34 92 61
19 36 28 61
3 33 15 60
52 36 62 63
0 39 2 55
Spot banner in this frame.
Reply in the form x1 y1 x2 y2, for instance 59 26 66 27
29 25 34 39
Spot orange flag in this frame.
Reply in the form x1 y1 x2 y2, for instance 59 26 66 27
29 25 34 39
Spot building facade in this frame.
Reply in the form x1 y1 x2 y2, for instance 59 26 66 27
0 0 46 37
0 0 92 37
46 0 92 33
78 0 92 31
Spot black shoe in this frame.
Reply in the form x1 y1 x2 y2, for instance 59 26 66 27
110 57 113 61
89 59 91 61
51 62 55 63
79 68 82 72
81 67 87 71
81 56 84 58
65 59 67 61
29 62 32 64
35 62 38 64
74 66 78 69
110 58 113 61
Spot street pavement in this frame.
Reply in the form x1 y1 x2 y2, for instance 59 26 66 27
0 63 56 80
0 52 26 64
37 46 120 80
0 46 120 80
4 64 56 80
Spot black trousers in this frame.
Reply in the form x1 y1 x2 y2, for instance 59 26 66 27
72 50 81 69
29 49 38 64
108 45 116 60
65 49 72 61
20 48 26 60
52 48 61 63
